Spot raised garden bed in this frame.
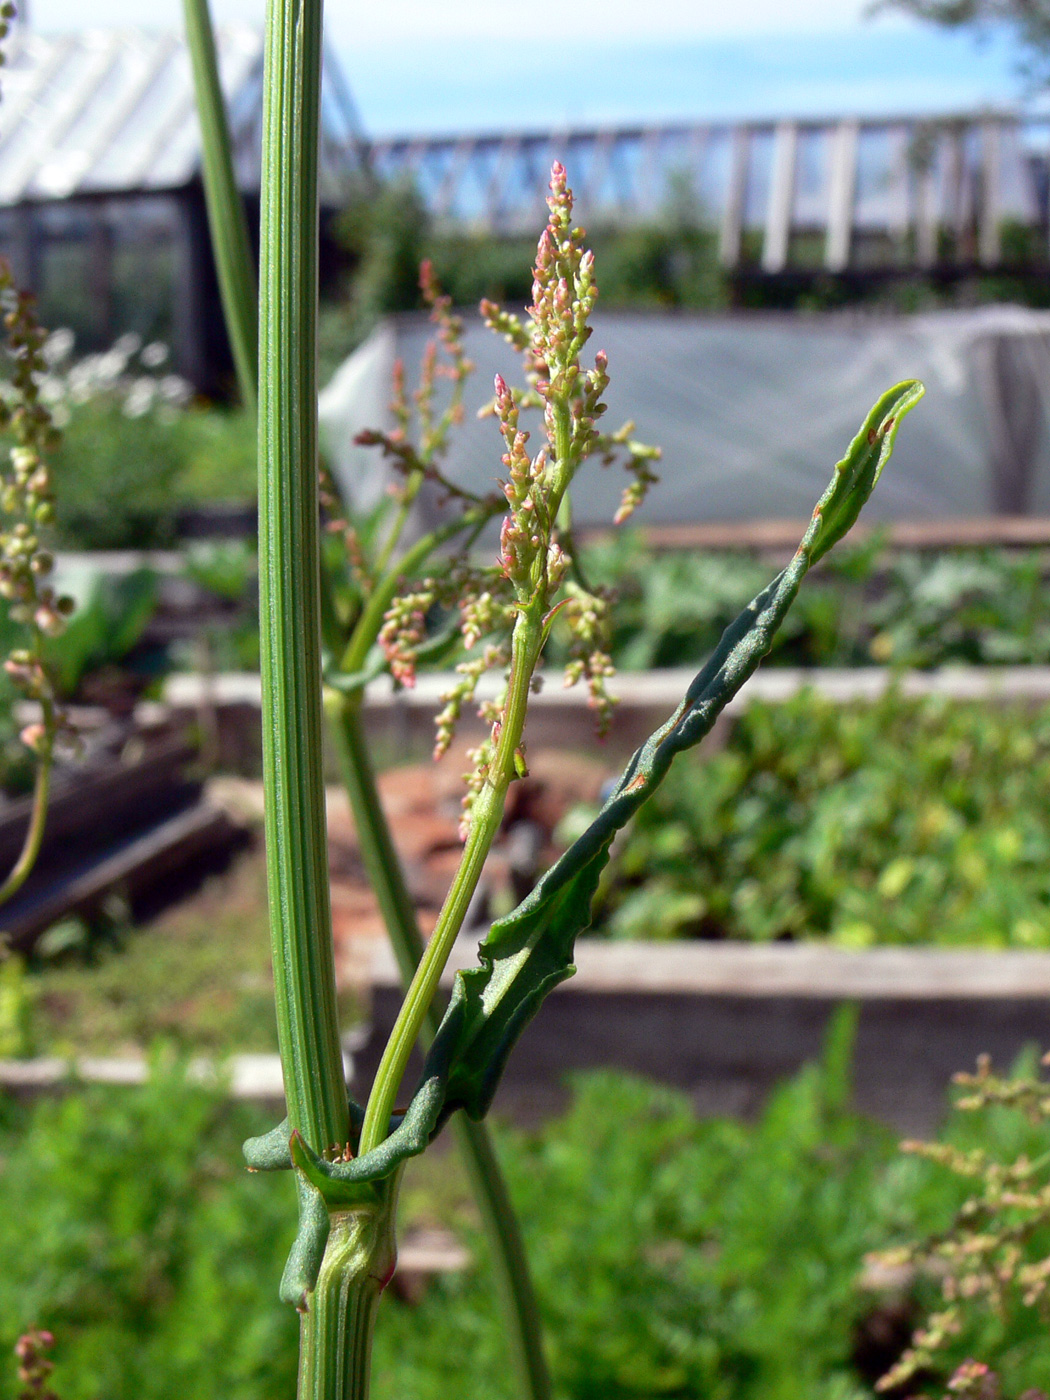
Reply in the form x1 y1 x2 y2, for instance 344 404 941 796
0 714 245 951
159 663 1050 766
357 938 1050 1135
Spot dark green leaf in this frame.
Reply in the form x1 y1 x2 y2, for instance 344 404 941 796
418 380 924 1124
251 379 923 1194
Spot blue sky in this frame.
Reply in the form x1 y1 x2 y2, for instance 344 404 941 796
30 0 1028 135
344 28 1021 135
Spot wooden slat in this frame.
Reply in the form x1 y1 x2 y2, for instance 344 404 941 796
762 121 797 273
915 158 938 268
578 515 1050 552
2 802 239 949
0 733 197 875
979 118 1002 267
718 126 749 268
371 937 1050 1001
366 112 1050 271
824 119 858 271
358 936 1050 1132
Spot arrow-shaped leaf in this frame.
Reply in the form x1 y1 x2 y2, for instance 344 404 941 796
421 378 924 1123
244 379 924 1215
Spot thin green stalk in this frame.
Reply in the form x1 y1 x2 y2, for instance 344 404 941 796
359 598 546 1155
0 697 53 907
328 698 551 1400
339 505 493 676
258 0 346 1154
183 0 258 408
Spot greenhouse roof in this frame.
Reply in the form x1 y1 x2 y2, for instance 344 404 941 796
0 25 364 205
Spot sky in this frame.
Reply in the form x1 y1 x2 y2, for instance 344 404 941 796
26 0 1028 136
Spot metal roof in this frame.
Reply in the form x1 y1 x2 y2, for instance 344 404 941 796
0 25 365 205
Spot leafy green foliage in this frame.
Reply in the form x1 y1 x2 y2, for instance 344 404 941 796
378 1051 1050 1400
0 1063 298 1400
47 403 187 550
13 1051 1050 1399
0 1051 953 1400
43 404 255 551
42 564 157 698
589 688 1050 946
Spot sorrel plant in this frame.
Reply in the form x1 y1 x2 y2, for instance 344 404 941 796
186 3 924 1395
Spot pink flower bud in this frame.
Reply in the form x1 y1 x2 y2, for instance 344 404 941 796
20 722 46 753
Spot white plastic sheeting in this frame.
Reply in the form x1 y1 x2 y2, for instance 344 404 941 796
318 305 1050 532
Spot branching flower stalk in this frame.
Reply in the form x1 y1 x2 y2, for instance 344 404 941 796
14 1330 59 1400
357 164 641 1154
874 1053 1050 1395
0 263 73 907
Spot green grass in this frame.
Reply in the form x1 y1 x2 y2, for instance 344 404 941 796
4 1038 1050 1400
24 847 281 1057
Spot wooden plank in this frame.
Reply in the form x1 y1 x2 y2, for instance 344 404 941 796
718 126 749 268
947 124 973 262
2 802 238 949
979 118 1002 266
577 515 1050 553
762 121 797 272
824 119 858 271
888 125 911 259
0 1051 287 1099
166 662 1050 718
359 936 1050 1133
915 159 938 268
0 733 197 875
434 137 474 223
370 937 1050 1002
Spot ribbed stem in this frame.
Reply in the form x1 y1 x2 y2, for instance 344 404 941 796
258 0 347 1153
328 698 552 1400
182 0 258 408
298 1182 399 1400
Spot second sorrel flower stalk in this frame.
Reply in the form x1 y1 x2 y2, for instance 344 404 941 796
358 162 612 1155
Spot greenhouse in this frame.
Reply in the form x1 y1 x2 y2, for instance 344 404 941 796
0 24 365 391
322 301 1050 529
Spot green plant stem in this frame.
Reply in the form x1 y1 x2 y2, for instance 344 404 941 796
0 708 52 907
183 0 258 410
328 696 552 1400
258 0 346 1153
297 1180 400 1400
339 505 494 676
359 597 546 1155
